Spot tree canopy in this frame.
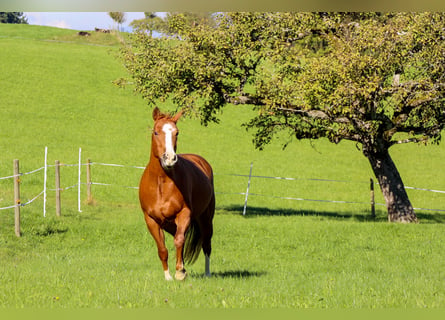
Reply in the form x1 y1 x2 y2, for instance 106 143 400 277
0 12 28 24
108 12 126 31
130 12 216 37
119 12 445 222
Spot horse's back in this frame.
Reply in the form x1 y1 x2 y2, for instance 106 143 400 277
177 154 214 215
180 153 213 182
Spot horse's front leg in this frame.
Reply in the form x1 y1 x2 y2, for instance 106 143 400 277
174 208 191 280
144 213 172 281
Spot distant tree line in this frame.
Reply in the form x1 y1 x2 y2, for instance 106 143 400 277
0 12 28 24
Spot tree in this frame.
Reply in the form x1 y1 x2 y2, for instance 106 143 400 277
130 12 165 36
0 12 28 24
118 12 445 223
130 12 216 36
108 12 126 31
162 12 216 33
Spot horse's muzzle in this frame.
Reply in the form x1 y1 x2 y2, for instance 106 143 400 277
161 152 178 169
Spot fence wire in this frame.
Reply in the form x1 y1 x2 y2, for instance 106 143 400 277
1 161 445 213
0 165 46 210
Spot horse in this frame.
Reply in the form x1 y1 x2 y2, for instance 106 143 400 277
139 107 215 280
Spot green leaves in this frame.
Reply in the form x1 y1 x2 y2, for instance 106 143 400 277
118 12 445 150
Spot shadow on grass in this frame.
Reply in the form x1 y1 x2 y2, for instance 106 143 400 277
218 205 445 224
416 211 445 224
31 225 69 237
193 270 267 279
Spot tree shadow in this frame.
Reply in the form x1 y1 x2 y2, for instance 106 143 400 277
415 211 445 224
218 205 445 224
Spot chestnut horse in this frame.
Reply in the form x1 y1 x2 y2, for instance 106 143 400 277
139 107 215 280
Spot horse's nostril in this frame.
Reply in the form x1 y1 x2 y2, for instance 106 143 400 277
161 152 178 169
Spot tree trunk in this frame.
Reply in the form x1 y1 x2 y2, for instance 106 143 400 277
366 148 418 223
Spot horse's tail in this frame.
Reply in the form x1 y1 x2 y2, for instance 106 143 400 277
183 219 203 265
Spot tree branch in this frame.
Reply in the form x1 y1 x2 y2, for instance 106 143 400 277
224 94 264 106
390 136 429 146
274 107 350 122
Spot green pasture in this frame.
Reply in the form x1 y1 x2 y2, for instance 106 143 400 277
1 24 445 309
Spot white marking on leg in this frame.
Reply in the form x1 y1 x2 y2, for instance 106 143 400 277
205 254 211 277
164 269 173 281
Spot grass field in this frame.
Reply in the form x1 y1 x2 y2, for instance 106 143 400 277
1 24 445 309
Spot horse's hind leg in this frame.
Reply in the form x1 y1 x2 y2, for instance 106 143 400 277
201 223 213 277
201 196 215 277
144 214 172 280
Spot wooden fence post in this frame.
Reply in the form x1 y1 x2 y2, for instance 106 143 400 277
13 159 21 237
55 160 61 217
86 159 92 204
370 178 375 219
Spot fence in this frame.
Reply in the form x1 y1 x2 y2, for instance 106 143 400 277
220 162 445 216
2 148 445 237
0 147 82 236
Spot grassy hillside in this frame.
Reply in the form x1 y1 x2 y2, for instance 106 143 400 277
1 24 445 217
0 24 445 309
0 23 122 45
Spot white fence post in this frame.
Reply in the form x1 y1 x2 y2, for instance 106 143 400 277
78 147 82 213
43 146 48 217
243 162 253 216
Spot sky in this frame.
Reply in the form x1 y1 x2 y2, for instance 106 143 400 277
24 12 148 32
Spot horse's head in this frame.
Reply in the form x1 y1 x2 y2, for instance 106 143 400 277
151 107 184 170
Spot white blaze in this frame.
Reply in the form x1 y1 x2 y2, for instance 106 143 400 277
162 123 175 154
161 123 177 167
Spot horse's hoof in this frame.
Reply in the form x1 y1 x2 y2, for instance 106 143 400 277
175 269 187 281
164 271 173 281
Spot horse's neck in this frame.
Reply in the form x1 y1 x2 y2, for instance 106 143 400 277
147 151 159 164
148 151 181 183
149 149 177 179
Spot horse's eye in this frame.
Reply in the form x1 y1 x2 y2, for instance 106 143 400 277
154 131 159 136
175 131 179 137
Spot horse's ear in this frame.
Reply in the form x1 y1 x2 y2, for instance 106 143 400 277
152 107 161 120
172 109 184 123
